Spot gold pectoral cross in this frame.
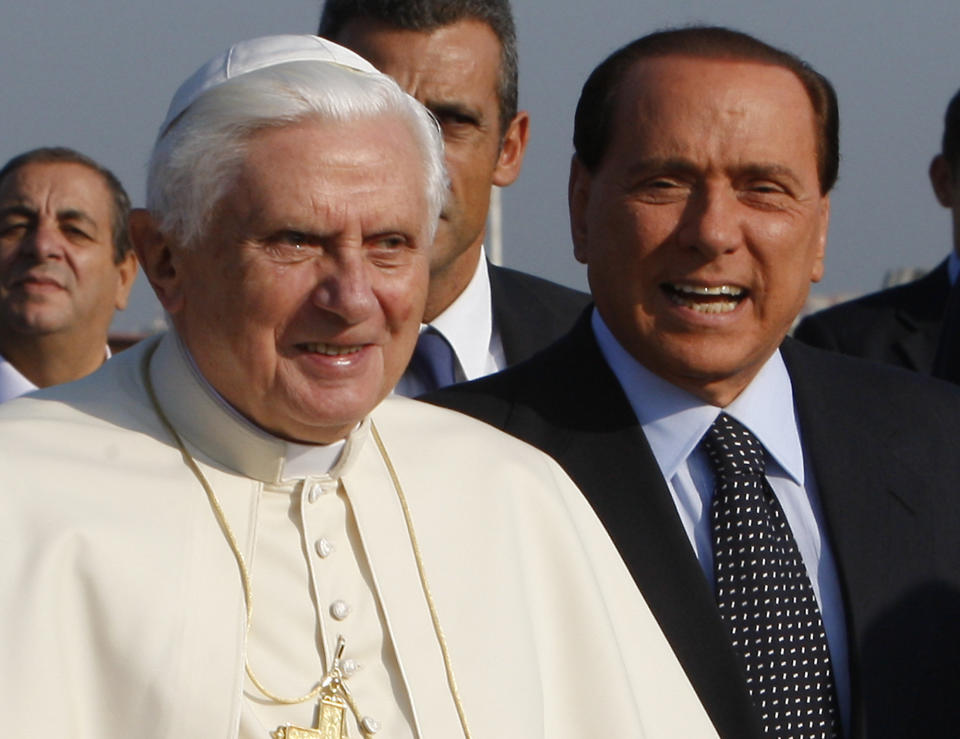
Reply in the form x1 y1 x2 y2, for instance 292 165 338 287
272 692 348 738
273 637 352 739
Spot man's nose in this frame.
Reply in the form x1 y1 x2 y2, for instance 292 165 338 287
310 251 377 324
678 187 743 259
21 223 66 260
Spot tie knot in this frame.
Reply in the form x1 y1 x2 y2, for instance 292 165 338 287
702 412 766 481
411 326 457 392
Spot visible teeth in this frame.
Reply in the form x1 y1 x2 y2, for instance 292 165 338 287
665 283 744 313
672 284 743 297
688 300 737 313
301 343 362 356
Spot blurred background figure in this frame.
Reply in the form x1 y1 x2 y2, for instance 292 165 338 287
795 88 960 373
0 147 137 402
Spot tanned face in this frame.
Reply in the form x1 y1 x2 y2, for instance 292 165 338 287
0 162 135 344
570 55 829 406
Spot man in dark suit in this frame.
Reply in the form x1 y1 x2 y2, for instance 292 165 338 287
794 87 960 373
318 0 588 395
429 27 960 739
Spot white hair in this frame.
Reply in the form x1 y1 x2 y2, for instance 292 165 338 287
146 61 447 248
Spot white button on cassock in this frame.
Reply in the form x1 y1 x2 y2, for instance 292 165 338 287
360 716 381 734
329 600 350 621
315 538 334 558
306 482 323 503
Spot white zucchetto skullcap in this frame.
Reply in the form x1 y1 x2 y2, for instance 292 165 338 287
159 34 380 136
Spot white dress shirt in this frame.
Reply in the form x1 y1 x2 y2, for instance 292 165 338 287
593 309 851 732
0 347 111 403
0 354 37 403
393 247 505 397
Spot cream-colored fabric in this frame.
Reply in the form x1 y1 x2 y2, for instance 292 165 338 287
0 332 717 738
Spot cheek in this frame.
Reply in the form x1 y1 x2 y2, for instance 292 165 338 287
382 277 427 329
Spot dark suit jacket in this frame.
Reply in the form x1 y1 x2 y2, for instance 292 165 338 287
794 259 950 373
487 264 590 365
427 311 960 739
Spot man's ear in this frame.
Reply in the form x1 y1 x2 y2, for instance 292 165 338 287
810 195 830 284
112 249 139 311
491 110 530 187
569 155 592 264
129 209 185 315
930 154 956 207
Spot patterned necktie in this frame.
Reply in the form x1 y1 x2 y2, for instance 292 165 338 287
703 413 840 739
410 327 457 392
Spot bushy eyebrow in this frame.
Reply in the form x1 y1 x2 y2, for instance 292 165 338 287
424 99 483 127
56 208 98 229
0 204 37 221
0 204 98 225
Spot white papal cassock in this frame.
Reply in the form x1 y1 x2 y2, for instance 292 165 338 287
0 332 717 738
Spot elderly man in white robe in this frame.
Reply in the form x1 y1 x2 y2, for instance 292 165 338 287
0 35 715 738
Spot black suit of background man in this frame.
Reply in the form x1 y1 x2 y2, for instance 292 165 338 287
794 260 949 373
488 264 588 365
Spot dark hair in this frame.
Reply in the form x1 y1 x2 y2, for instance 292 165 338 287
319 0 518 136
942 88 960 179
0 146 132 262
573 26 840 194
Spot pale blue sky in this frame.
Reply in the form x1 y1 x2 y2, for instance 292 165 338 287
3 0 958 331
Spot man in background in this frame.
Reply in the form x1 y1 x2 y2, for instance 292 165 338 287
794 87 960 373
431 27 960 738
0 147 137 401
319 0 588 395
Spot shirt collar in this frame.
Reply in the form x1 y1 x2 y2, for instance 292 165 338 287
0 353 37 403
0 345 111 404
427 247 493 379
592 309 805 485
150 331 354 483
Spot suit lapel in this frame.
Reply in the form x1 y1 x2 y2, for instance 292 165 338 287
517 317 762 738
489 263 542 365
890 261 950 371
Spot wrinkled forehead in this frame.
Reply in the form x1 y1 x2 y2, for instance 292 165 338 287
0 162 112 215
611 55 819 157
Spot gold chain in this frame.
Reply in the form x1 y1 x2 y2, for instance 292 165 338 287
142 342 471 737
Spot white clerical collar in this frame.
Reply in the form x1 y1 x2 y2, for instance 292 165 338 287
150 332 355 482
427 246 494 380
591 308 805 486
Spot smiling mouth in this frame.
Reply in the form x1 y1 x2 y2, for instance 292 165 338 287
298 342 364 356
663 283 746 314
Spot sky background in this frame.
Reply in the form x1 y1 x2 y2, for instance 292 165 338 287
3 0 959 332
